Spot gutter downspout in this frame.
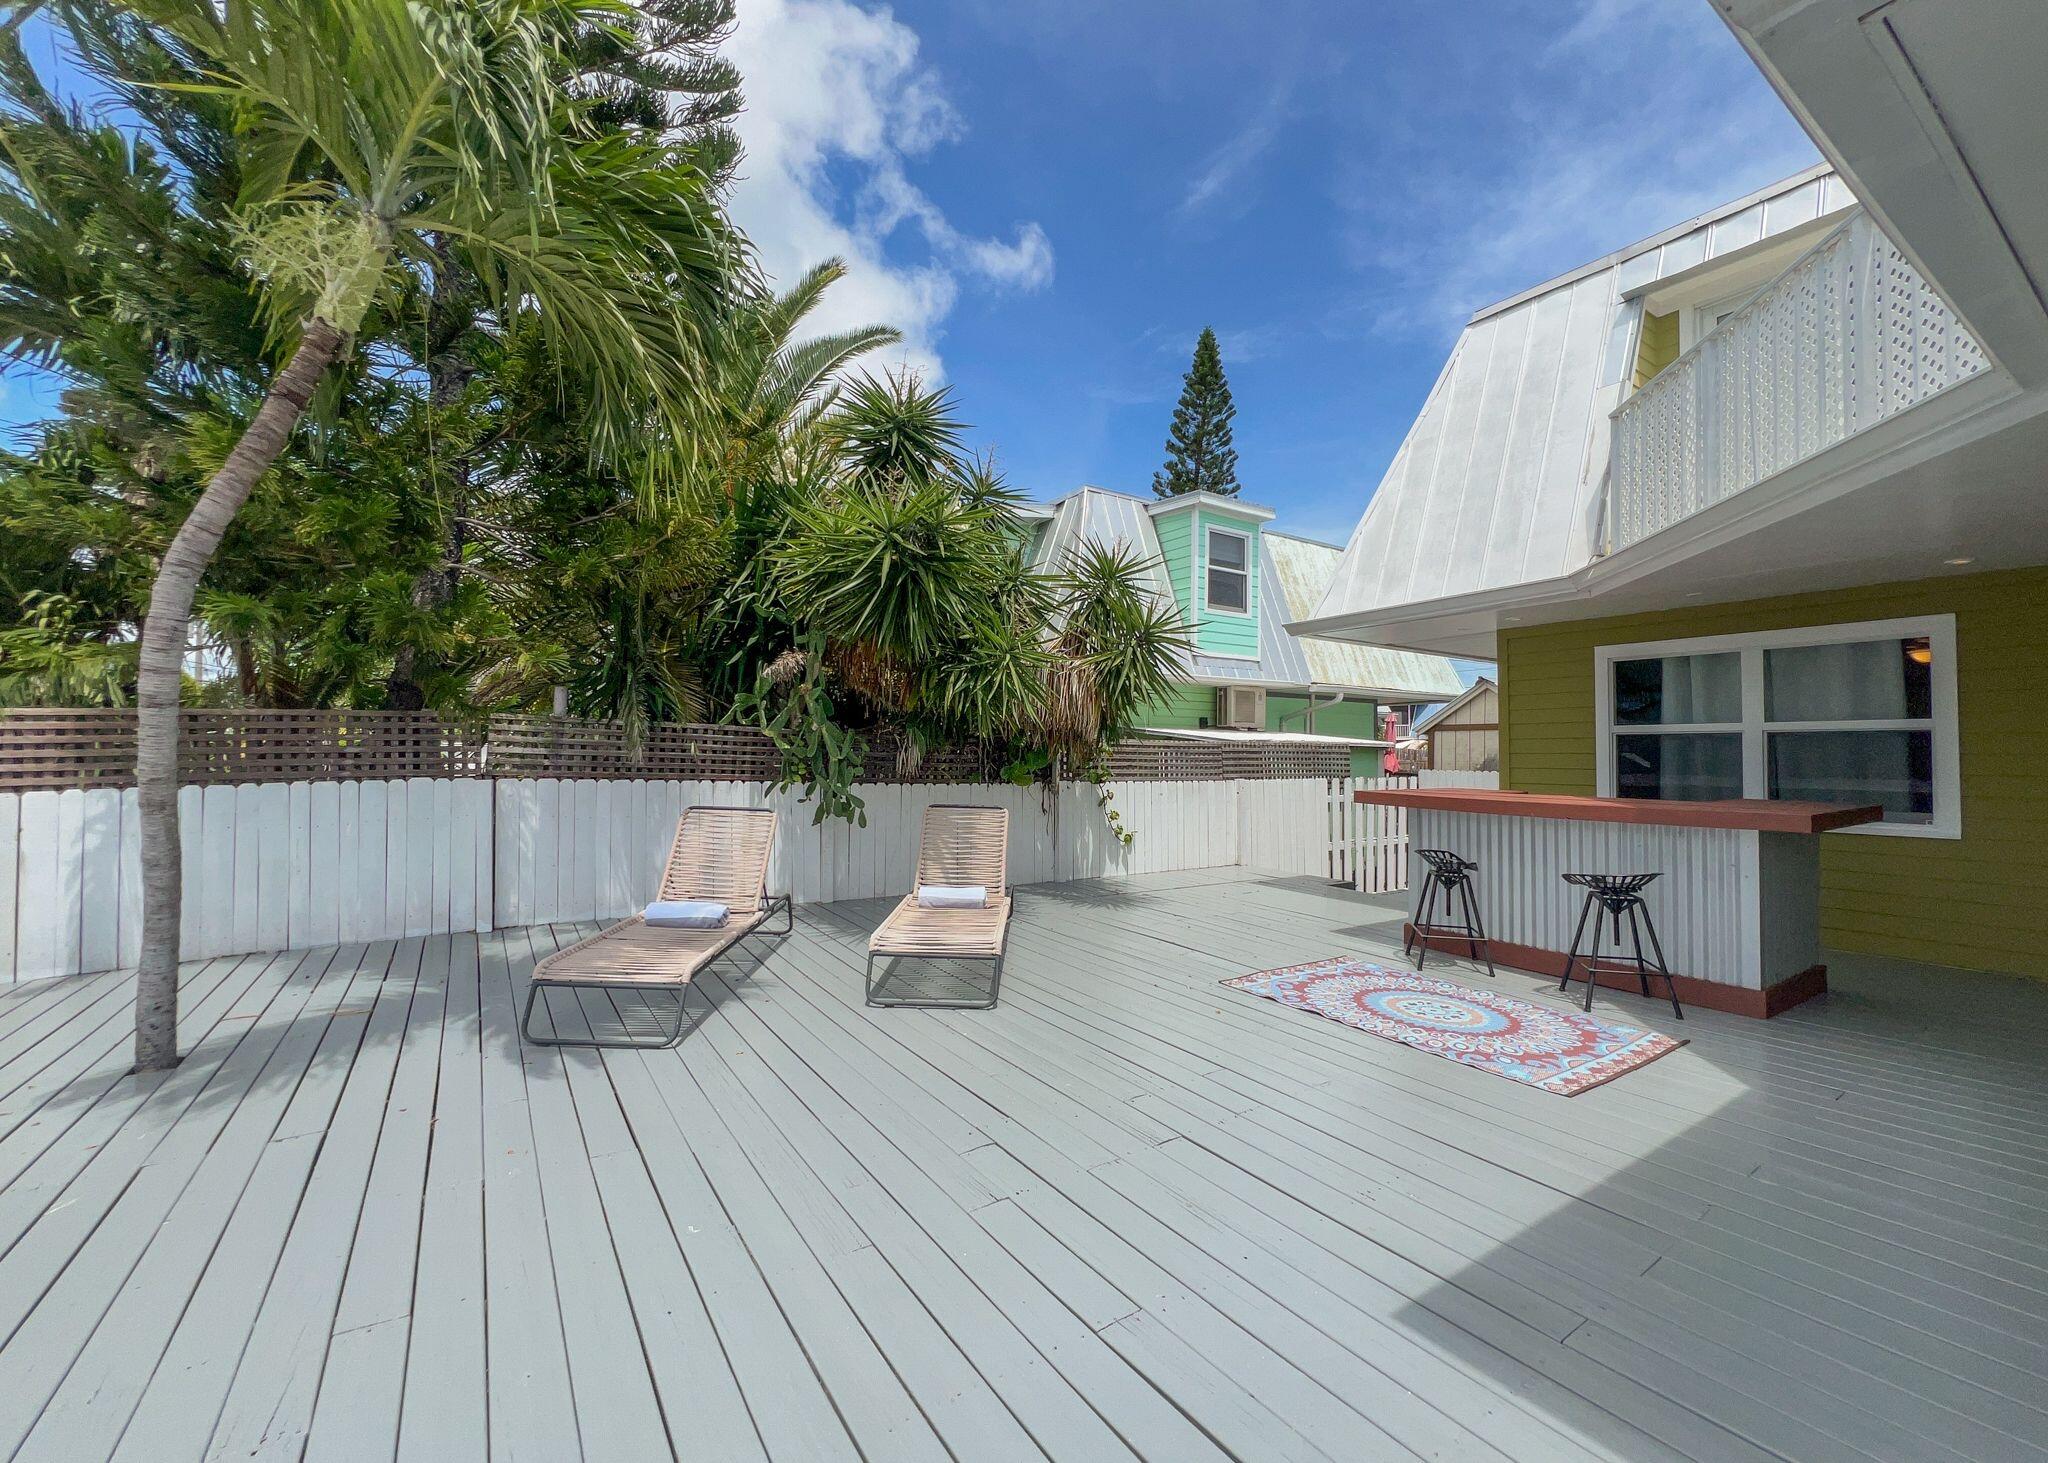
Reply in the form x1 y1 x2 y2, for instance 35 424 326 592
1278 684 1348 734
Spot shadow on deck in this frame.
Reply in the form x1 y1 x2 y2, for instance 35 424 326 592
0 869 2041 1461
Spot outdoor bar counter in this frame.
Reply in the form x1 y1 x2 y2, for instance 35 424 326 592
1356 788 1884 1016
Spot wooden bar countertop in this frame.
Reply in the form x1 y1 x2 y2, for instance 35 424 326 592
1354 786 1884 835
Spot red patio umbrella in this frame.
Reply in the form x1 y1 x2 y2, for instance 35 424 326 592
1381 710 1401 775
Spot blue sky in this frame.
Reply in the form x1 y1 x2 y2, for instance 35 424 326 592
724 0 1822 544
6 0 1822 554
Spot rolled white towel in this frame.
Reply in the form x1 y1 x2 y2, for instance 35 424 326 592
917 884 987 910
644 899 729 929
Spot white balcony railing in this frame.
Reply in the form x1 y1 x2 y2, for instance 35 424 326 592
1609 211 1989 550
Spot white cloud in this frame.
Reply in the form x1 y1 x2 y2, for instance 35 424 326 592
721 0 1053 381
1178 86 1291 220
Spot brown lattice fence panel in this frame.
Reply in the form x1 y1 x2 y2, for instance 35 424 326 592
0 711 1349 790
180 710 486 783
1101 738 1350 781
0 710 138 790
0 709 485 790
483 717 784 780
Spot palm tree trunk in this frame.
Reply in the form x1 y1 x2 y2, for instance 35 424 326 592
133 318 347 1073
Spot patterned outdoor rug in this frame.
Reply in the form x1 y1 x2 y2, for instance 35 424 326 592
1223 958 1685 1096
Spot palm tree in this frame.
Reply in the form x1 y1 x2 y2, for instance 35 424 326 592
116 0 736 1071
700 259 901 489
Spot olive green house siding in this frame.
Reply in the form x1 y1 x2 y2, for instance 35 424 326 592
1498 565 2048 978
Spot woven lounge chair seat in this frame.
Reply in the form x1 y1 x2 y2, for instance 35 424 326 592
533 916 760 987
524 805 789 1047
866 804 1012 1009
868 893 1013 960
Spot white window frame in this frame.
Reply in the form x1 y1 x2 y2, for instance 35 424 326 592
1593 615 1960 839
1202 526 1252 617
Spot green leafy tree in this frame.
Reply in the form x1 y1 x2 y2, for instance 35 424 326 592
0 0 1194 1074
1151 326 1241 497
381 0 748 709
24 0 739 1073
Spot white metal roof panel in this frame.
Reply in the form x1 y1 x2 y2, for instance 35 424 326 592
1264 534 1468 698
1309 168 1853 631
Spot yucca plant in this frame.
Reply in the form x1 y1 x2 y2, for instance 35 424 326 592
89 0 739 1071
1042 542 1189 768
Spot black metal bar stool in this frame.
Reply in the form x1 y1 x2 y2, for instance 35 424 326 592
1406 849 1495 977
1559 873 1682 1019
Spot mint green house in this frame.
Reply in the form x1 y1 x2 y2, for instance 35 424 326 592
1021 486 1467 772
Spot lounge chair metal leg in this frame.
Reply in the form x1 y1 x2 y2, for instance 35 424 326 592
866 951 1004 1009
659 985 691 1048
522 979 548 1045
523 978 698 1050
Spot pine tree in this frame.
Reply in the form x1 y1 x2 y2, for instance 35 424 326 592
1151 327 1241 497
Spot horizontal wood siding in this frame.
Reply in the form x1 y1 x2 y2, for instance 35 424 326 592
1632 308 1679 389
1427 684 1501 772
1193 509 1260 657
1135 684 1216 728
1152 511 1195 618
1498 565 2048 977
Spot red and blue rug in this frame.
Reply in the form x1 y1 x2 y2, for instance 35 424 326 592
1223 958 1685 1096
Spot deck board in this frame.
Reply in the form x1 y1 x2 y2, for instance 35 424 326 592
0 869 2045 1461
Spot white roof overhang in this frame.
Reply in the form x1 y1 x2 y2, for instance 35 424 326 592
1714 0 2048 386
1293 370 2048 657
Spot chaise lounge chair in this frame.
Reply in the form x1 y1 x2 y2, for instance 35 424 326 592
523 805 790 1048
866 804 1012 1009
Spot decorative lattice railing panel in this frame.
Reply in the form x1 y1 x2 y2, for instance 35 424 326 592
1611 211 1988 549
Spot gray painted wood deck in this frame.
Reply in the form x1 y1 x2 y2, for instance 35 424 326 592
0 867 2043 1461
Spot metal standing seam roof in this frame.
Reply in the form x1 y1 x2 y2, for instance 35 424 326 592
1264 532 1466 699
1028 485 1467 699
1307 166 1859 633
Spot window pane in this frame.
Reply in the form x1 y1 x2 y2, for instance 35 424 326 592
1613 652 1741 726
1207 567 1248 612
1208 532 1247 570
1614 733 1744 801
1767 729 1933 823
1765 638 1931 721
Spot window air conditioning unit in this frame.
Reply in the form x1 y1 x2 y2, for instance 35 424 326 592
1216 685 1265 730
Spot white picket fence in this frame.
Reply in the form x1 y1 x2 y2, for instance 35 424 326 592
1326 772 1500 894
0 774 1373 984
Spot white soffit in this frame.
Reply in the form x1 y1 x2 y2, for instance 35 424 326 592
1714 0 2048 385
